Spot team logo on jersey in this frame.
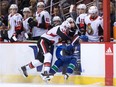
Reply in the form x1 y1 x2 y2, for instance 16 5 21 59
86 23 94 35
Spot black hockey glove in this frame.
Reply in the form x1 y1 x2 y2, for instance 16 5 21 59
28 18 38 28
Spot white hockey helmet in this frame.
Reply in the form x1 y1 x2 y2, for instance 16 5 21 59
37 2 45 7
66 17 74 23
77 4 86 9
53 16 61 22
60 21 71 29
88 6 98 14
9 4 18 9
23 7 31 12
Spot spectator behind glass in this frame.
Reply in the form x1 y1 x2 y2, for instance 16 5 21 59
83 0 94 4
37 0 44 2
94 1 114 38
1 1 9 26
9 0 15 4
110 2 115 38
18 0 30 15
52 6 63 21
29 0 37 18
69 4 77 21
98 1 103 16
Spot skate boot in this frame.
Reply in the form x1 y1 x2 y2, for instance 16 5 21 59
41 71 51 81
19 66 28 78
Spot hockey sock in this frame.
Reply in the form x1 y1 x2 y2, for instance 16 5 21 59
43 62 51 73
50 59 63 74
26 60 42 70
67 59 77 74
43 53 52 73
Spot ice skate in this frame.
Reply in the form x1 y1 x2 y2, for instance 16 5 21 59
19 66 28 78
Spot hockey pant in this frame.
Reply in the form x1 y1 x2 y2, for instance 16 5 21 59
37 37 53 72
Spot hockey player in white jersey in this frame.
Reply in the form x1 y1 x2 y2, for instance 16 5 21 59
19 18 76 80
52 16 62 27
8 4 23 42
76 4 87 16
85 6 103 42
22 7 32 40
28 2 51 40
76 4 87 35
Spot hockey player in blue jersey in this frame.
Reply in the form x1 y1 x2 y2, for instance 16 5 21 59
49 35 88 80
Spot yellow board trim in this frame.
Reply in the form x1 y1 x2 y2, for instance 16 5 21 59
0 75 116 86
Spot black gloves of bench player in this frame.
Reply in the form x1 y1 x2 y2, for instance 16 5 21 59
28 18 38 28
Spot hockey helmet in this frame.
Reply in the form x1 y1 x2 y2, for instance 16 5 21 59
77 4 86 9
88 6 98 14
79 35 88 42
53 16 61 22
60 21 71 29
37 2 45 7
9 4 18 9
23 7 31 12
66 17 74 23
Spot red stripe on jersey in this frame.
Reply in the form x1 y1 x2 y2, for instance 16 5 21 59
40 39 47 53
29 62 35 68
44 62 51 67
89 16 98 21
80 23 84 27
15 25 22 30
46 32 57 37
15 21 22 30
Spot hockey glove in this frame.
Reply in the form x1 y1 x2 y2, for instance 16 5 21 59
28 18 38 28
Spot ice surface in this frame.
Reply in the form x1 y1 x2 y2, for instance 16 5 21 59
0 83 115 87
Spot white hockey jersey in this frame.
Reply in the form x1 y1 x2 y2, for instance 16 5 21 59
85 15 103 42
76 13 87 24
76 13 87 35
41 26 60 44
8 13 22 38
23 17 31 34
32 10 51 37
41 25 70 45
